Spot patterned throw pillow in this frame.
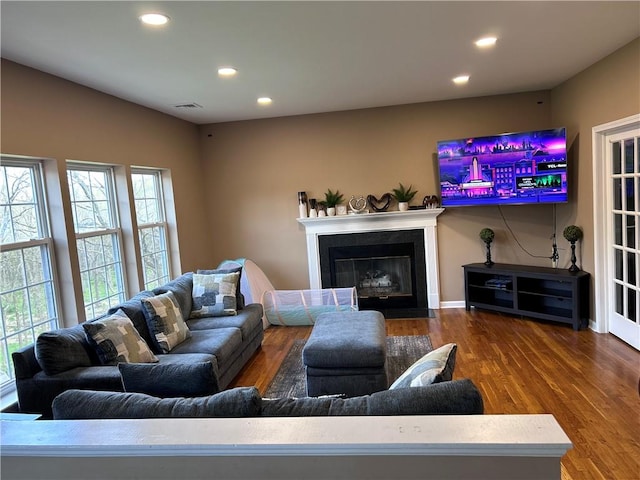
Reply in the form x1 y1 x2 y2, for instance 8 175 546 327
389 343 457 389
82 309 159 365
197 267 245 309
191 272 240 318
141 291 192 353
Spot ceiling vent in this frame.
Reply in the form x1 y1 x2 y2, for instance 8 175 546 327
173 102 203 109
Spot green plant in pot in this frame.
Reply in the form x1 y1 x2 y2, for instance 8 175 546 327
479 228 495 266
563 225 583 272
391 183 418 211
323 189 344 216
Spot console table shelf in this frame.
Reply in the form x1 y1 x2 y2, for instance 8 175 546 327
463 263 590 330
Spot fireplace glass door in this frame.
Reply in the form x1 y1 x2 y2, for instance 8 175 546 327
335 255 413 300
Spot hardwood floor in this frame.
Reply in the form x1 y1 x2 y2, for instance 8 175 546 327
230 309 640 480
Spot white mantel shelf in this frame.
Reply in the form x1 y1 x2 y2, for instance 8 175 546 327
298 208 445 309
297 208 444 233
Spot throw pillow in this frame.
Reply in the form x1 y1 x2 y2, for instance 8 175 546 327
141 291 192 354
389 343 457 389
191 272 240 318
119 361 219 397
82 309 159 365
35 324 98 375
197 266 245 309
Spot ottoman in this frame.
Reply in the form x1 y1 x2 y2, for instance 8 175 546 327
302 310 387 397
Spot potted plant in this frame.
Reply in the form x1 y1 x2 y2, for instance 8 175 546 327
323 189 344 216
317 201 328 217
563 225 583 272
479 228 495 266
391 183 418 211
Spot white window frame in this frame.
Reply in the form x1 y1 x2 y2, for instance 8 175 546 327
0 158 59 394
67 164 126 320
131 168 172 289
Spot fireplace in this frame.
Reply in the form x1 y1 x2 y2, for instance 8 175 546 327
319 230 427 317
297 209 444 317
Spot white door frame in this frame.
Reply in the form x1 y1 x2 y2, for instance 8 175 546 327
592 113 640 334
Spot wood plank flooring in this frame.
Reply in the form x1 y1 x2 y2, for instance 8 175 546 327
230 309 640 480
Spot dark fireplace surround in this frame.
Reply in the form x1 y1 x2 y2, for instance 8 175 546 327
319 230 428 318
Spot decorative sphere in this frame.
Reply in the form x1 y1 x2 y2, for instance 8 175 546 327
479 228 495 243
563 225 583 243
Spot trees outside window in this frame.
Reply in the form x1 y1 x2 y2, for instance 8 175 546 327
0 160 58 389
67 166 125 320
132 170 171 289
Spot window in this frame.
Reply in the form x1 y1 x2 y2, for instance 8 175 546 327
131 170 171 289
0 160 58 389
67 166 125 320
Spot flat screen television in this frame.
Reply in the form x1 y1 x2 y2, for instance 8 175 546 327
437 127 567 207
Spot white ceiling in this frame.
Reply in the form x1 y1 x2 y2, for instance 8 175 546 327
2 1 639 125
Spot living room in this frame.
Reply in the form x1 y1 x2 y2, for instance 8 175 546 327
1 2 640 479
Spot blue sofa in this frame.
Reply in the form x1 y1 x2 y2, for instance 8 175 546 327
11 272 264 418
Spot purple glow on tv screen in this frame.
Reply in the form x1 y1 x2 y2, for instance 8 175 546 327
437 127 567 207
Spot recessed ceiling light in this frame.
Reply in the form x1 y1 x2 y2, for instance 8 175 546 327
257 97 272 106
453 75 470 85
139 13 170 26
218 67 238 77
475 36 497 48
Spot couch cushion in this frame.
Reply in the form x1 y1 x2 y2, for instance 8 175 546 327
191 272 240 318
141 291 192 353
169 328 242 369
83 309 159 365
197 266 245 309
107 290 156 346
389 343 457 389
261 379 483 416
35 324 99 375
119 361 219 397
186 303 263 339
52 386 262 419
152 273 193 322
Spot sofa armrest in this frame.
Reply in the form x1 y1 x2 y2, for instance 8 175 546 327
12 344 41 379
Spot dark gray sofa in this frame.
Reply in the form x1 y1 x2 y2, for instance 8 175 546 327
11 272 264 418
51 379 484 419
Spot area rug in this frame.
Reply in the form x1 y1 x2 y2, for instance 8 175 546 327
264 335 433 398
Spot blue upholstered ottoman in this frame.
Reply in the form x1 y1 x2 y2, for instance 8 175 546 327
302 310 387 397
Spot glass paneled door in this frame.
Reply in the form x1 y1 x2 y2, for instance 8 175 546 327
609 128 640 350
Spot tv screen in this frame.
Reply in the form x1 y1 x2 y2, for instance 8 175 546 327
437 127 567 207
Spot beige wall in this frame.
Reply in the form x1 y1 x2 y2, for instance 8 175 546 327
200 92 556 299
0 60 211 274
550 37 640 291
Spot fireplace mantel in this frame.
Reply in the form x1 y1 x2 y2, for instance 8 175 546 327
298 208 444 309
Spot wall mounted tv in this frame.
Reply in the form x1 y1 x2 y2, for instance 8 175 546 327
437 127 567 207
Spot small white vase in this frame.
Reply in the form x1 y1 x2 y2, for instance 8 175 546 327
398 202 409 212
327 207 336 217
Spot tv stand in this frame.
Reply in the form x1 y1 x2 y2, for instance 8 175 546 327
463 263 590 330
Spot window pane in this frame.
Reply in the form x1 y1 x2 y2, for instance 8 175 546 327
132 171 171 289
69 166 125 320
612 141 622 174
0 160 58 388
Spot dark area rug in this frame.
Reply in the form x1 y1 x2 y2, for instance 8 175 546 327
264 335 433 398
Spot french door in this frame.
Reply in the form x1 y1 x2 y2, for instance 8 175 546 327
594 115 640 350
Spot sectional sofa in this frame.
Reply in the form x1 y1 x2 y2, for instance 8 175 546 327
11 271 264 418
